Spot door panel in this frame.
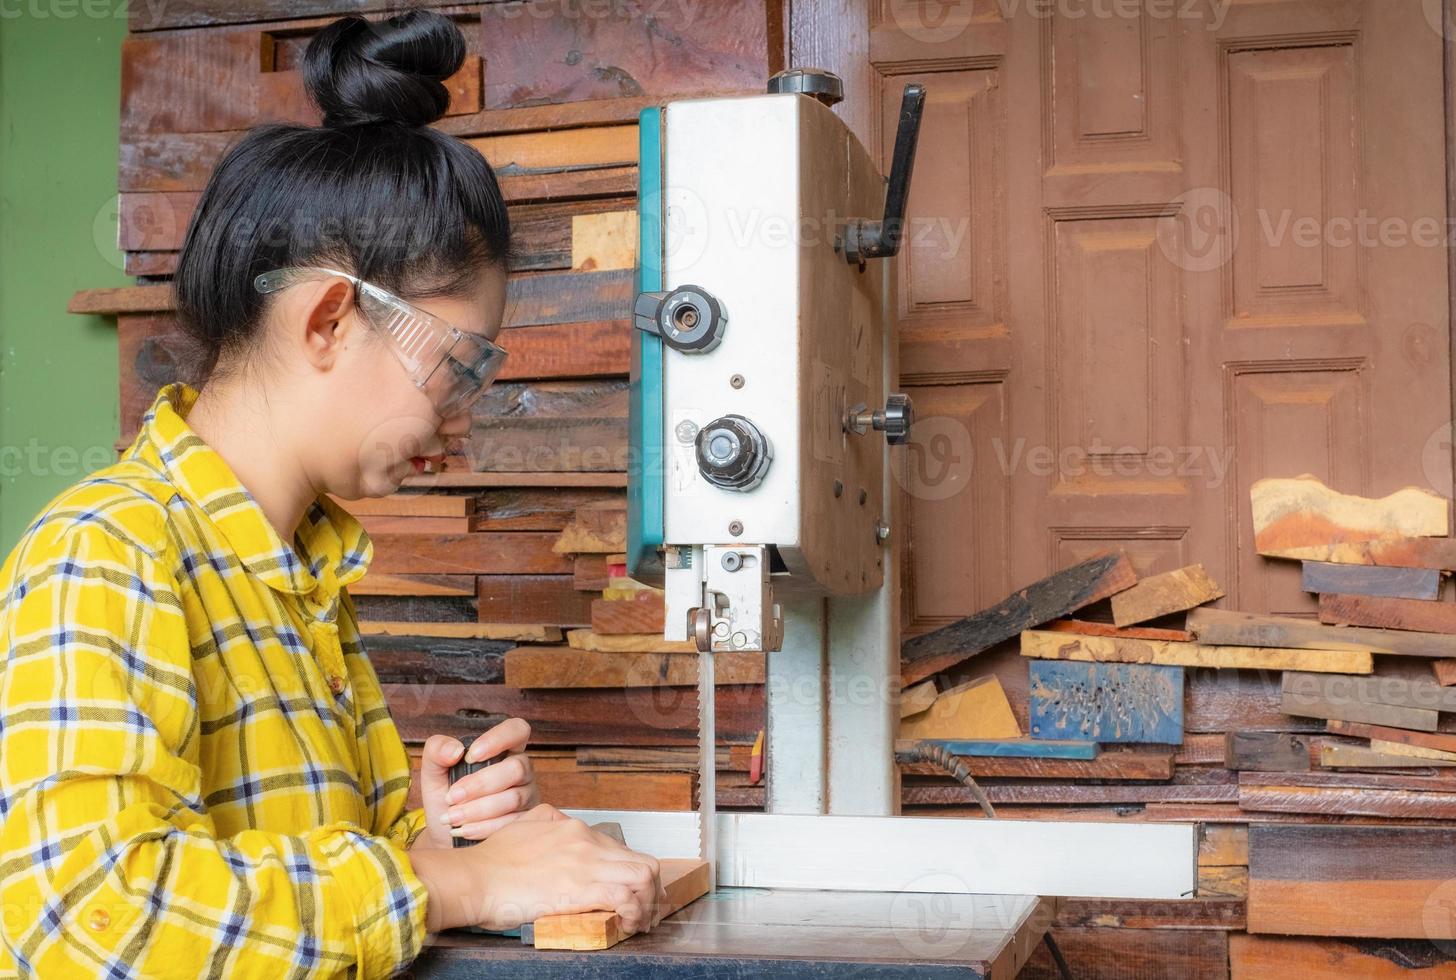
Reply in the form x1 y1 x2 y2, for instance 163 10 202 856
798 0 1452 626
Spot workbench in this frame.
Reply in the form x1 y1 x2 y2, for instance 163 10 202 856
407 888 1052 978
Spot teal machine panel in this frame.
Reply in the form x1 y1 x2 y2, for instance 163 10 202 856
627 106 665 584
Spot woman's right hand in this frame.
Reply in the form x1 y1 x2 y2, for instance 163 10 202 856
408 804 667 934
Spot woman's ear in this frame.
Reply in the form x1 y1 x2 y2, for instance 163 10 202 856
298 279 358 370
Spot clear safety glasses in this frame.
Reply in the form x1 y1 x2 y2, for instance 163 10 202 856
254 265 508 418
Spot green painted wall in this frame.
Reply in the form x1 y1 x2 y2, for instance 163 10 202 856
0 4 130 551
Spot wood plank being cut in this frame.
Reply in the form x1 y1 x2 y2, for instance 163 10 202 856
900 551 1137 684
1188 607 1456 658
1249 824 1456 938
1110 563 1224 627
531 858 710 951
1301 560 1442 600
1021 629 1373 673
1027 661 1183 744
1251 474 1449 557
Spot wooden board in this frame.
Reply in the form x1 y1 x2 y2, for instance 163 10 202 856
1042 618 1194 642
1302 560 1443 600
1437 659 1456 686
555 507 628 555
1319 743 1456 768
1188 607 1456 658
1225 731 1311 772
1249 824 1456 938
566 630 698 654
478 575 595 627
1110 563 1224 626
1240 771 1456 821
1370 737 1456 762
368 532 571 576
351 573 476 597
1027 660 1183 744
1251 474 1449 557
572 210 637 272
1021 628 1373 673
591 594 665 635
898 676 1022 741
1319 592 1456 634
900 551 1137 684
531 858 710 951
333 493 476 518
1327 719 1456 755
899 679 938 719
1284 670 1452 721
895 738 1099 760
359 622 562 642
504 647 764 688
1230 934 1456 980
386 684 764 747
1282 673 1439 732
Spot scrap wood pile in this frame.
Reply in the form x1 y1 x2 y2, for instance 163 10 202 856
343 489 765 817
899 473 1456 966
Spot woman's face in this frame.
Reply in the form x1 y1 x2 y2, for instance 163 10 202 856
317 263 509 499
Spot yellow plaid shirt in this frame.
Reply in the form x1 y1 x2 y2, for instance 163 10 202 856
0 382 431 978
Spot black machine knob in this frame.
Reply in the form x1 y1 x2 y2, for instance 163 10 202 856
880 393 913 445
446 713 510 849
696 415 772 492
633 284 727 354
767 67 844 107
847 393 915 446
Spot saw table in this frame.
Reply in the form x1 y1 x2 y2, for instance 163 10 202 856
408 889 1053 978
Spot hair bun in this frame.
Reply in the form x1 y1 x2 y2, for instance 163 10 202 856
303 10 465 129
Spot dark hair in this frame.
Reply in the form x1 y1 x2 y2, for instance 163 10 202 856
172 9 511 380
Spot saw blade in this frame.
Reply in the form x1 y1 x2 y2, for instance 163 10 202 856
698 645 716 890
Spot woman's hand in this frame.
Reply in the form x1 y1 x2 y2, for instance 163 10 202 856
414 718 540 849
409 804 667 934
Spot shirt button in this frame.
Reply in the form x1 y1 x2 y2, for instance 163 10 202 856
329 674 346 695
86 907 110 931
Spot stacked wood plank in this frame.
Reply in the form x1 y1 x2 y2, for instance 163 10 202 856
903 476 1456 974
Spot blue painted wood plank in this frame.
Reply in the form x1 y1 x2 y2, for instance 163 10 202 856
1301 560 1442 600
914 738 1100 760
1029 660 1184 744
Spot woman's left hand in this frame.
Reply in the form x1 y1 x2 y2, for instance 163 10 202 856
414 717 540 849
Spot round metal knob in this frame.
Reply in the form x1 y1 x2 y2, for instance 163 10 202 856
767 68 844 107
632 284 727 354
695 415 772 492
881 393 913 445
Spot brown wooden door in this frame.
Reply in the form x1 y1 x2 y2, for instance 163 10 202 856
794 0 1453 629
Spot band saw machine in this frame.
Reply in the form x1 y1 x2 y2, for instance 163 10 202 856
414 68 1198 978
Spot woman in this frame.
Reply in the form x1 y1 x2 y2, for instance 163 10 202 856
0 10 664 977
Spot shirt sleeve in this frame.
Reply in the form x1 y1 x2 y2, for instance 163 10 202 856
0 517 430 979
382 807 429 852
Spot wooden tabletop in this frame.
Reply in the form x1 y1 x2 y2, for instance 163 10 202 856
406 887 1051 978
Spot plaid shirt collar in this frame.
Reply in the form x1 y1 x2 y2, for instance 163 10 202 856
137 382 373 597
